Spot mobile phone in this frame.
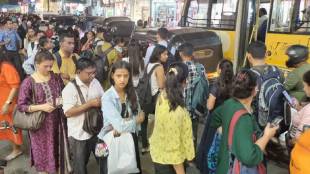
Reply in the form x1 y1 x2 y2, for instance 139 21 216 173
283 91 294 107
271 116 283 127
303 124 310 132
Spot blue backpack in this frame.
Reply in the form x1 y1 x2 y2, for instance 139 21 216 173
186 63 209 118
251 66 285 127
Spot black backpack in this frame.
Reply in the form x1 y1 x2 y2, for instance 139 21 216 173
136 64 160 114
91 46 114 83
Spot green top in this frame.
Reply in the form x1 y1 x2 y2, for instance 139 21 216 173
284 63 310 102
211 98 264 174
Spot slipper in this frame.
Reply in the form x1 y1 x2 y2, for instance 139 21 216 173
4 151 23 161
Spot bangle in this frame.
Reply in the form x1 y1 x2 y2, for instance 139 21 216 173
5 101 12 104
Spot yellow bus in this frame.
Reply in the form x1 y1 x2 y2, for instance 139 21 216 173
181 0 310 71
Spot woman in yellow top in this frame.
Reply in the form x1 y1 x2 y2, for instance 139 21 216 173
150 62 195 174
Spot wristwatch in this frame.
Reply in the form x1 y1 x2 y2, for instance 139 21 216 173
5 101 12 105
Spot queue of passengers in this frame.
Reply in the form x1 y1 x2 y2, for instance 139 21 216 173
0 13 310 174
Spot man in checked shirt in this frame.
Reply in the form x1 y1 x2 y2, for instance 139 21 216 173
178 42 207 151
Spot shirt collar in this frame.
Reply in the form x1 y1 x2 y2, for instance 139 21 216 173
110 86 120 99
110 85 127 101
75 75 95 88
158 40 168 47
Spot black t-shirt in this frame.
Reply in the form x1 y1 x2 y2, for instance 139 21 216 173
121 103 129 118
210 80 230 110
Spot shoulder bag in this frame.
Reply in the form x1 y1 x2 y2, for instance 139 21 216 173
71 79 103 135
13 77 45 130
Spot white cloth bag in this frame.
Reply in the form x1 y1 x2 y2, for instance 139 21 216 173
103 131 139 174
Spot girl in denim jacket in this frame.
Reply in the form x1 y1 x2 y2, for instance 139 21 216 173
97 61 145 174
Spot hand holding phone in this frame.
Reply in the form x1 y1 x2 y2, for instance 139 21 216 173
271 116 283 128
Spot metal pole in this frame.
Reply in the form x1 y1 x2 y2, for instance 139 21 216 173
47 0 50 12
150 0 152 26
233 0 244 73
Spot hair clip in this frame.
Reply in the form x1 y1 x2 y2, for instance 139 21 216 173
169 68 178 75
236 73 247 81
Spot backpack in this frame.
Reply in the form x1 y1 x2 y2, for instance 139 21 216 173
251 66 286 128
186 63 209 118
93 39 104 48
54 52 78 69
196 113 218 174
80 49 95 59
136 64 160 114
92 46 114 83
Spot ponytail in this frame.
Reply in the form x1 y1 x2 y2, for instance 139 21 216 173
165 63 188 111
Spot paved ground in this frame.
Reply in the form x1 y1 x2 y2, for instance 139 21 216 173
1 116 289 174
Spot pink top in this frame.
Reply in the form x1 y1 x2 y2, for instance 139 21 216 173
290 103 310 139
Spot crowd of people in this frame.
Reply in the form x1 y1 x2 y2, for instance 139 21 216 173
0 13 310 174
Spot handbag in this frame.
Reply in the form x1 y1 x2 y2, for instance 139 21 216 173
102 131 139 174
207 131 222 174
71 79 103 135
13 77 45 130
227 109 266 174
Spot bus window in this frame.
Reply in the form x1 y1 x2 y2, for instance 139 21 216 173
187 0 209 27
210 0 238 29
269 0 295 32
294 0 310 33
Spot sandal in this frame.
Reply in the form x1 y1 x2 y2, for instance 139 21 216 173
4 151 23 161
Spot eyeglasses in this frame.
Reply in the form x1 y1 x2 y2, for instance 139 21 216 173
84 71 97 76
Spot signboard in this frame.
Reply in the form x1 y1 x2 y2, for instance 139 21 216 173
66 0 86 4
0 0 18 5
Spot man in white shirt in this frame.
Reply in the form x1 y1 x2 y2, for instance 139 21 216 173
62 58 104 174
23 36 54 75
26 30 45 59
144 27 175 65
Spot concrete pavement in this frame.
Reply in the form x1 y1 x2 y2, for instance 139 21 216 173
1 117 289 174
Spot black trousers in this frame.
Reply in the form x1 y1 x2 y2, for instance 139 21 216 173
154 163 176 174
68 136 98 174
99 133 141 174
141 113 149 148
192 118 199 152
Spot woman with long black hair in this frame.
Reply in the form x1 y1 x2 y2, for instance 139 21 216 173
98 61 145 174
207 59 234 111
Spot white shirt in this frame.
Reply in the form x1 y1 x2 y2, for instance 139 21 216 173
27 41 38 59
62 76 104 140
144 40 176 65
147 63 161 96
144 40 168 65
